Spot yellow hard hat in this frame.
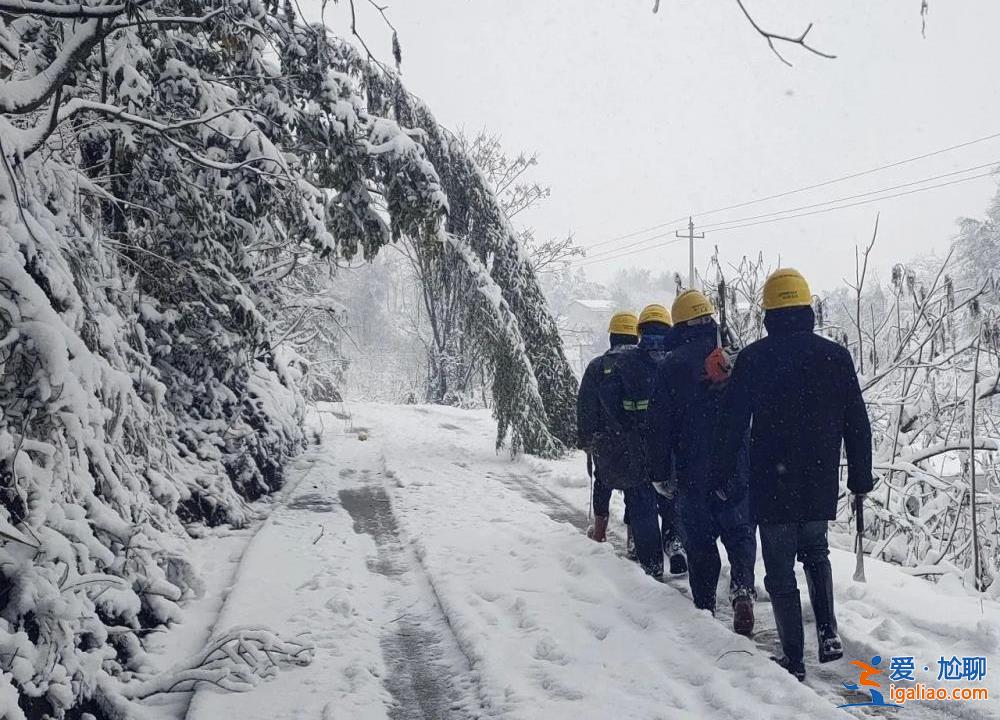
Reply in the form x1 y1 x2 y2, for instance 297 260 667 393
638 303 672 327
608 311 639 336
671 290 715 325
763 268 812 310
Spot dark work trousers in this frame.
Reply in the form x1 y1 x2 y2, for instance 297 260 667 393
592 474 613 517
623 483 663 577
679 490 756 612
758 521 832 664
624 492 679 544
657 493 682 550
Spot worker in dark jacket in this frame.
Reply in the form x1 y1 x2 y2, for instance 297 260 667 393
661 290 757 635
577 310 664 578
577 311 638 544
712 268 874 682
623 304 687 575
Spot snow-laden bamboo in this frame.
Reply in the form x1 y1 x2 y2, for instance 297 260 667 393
0 2 576 716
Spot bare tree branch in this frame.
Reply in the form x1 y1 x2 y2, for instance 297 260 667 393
735 0 836 67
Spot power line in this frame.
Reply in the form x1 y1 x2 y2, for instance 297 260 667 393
575 237 685 268
580 214 690 251
696 160 1000 232
571 229 681 265
692 130 1000 219
572 160 999 267
578 127 1000 252
573 168 997 268
710 170 996 235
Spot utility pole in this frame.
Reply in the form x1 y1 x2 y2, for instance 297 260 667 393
676 217 705 289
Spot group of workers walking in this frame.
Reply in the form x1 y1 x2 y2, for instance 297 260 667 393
576 268 874 681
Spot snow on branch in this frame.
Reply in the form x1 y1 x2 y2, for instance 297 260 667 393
0 0 133 18
115 627 314 699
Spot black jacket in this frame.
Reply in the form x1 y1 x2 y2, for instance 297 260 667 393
577 338 663 490
712 307 874 524
577 341 632 451
660 321 731 495
619 329 678 485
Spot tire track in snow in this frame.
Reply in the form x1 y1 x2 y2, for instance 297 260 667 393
486 471 591 533
339 474 487 720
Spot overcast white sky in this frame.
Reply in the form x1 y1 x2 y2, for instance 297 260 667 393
312 1 1000 294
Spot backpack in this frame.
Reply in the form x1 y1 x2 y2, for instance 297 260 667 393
592 350 658 490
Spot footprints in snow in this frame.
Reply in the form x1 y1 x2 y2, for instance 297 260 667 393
286 493 337 512
533 636 570 666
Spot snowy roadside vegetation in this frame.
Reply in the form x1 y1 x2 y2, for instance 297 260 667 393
0 2 578 717
698 222 1000 596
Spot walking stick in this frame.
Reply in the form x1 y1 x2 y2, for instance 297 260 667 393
853 494 867 583
586 452 594 523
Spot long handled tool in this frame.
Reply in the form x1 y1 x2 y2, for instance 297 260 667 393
853 494 867 583
586 452 594 524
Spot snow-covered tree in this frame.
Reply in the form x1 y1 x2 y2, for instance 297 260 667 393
381 89 579 452
0 1 579 715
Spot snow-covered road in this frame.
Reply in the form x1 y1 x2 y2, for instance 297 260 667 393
183 404 1000 720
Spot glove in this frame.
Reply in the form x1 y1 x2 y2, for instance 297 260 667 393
652 481 674 500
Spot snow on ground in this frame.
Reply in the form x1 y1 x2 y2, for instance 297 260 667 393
179 404 999 719
139 518 260 718
521 447 1000 720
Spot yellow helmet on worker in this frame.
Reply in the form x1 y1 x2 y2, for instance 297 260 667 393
762 268 812 310
608 310 639 337
671 290 715 325
638 303 672 328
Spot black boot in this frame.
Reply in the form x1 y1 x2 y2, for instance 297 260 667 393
771 655 806 682
665 537 688 575
770 591 805 678
731 586 755 637
817 625 843 664
625 525 637 561
587 514 609 543
804 561 843 663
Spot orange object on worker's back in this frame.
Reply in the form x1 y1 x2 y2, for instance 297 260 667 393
704 346 732 384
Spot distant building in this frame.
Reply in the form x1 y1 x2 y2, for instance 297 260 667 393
562 298 618 376
565 298 616 327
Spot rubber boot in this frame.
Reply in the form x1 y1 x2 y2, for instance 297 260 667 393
804 561 843 663
770 591 805 680
665 537 688 575
731 586 755 637
587 515 609 543
770 655 806 682
685 542 720 614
